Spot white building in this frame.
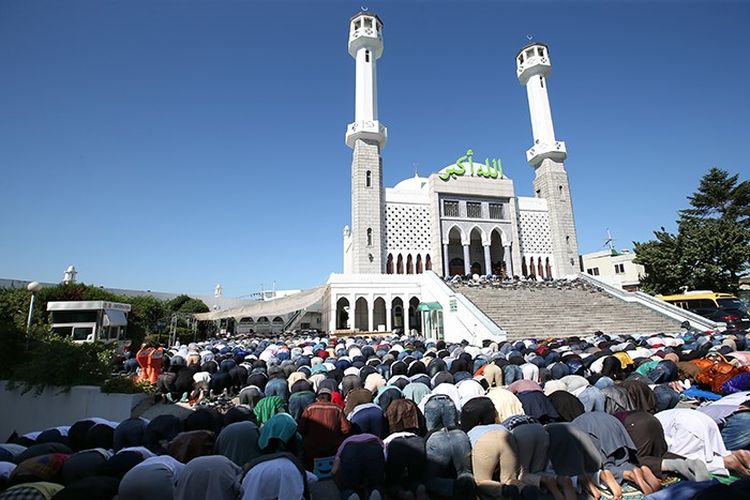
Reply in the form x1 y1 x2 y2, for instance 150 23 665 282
343 13 579 282
581 249 645 291
200 11 584 344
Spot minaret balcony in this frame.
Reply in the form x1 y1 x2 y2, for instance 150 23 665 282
526 140 567 166
346 120 388 148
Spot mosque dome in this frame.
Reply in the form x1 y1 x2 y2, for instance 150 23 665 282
392 174 428 191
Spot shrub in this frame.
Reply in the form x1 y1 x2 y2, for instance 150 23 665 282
101 376 155 394
5 336 116 394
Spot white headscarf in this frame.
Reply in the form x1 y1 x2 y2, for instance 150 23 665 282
241 456 317 500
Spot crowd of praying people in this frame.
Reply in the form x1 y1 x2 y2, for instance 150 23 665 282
3 328 750 500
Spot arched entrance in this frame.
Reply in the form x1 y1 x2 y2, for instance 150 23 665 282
391 297 404 332
521 257 528 277
489 229 505 277
545 257 552 279
447 227 464 276
408 297 421 333
537 258 544 279
469 227 484 275
257 316 270 334
373 297 386 331
354 297 369 331
335 297 350 330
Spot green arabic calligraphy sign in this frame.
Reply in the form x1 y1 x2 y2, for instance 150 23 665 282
439 149 503 182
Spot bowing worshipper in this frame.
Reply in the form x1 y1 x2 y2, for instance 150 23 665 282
332 434 386 500
462 399 527 500
117 455 184 500
572 412 662 496
545 422 615 500
298 387 351 469
253 395 286 425
344 387 375 416
142 415 182 455
616 410 710 482
112 418 147 452
173 455 243 500
486 388 525 422
383 426 428 499
214 421 261 468
503 415 577 500
258 413 302 455
237 384 264 409
697 391 750 451
349 398 388 438
288 379 317 420
241 452 314 500
422 392 475 500
547 391 584 422
656 408 750 477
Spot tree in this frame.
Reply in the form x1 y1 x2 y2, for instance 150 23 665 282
634 168 750 295
166 294 209 314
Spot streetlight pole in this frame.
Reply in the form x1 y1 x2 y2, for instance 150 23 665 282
26 281 42 349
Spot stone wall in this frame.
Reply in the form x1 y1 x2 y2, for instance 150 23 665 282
0 382 148 439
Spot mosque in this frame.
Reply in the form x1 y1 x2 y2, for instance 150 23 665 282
341 12 578 282
196 11 696 342
321 10 578 337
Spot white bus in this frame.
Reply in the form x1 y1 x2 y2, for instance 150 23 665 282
47 300 131 343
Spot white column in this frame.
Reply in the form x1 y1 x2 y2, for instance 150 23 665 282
483 245 492 276
386 298 392 332
330 300 337 332
463 244 471 275
504 245 513 277
367 295 374 332
442 243 450 277
404 296 411 333
349 294 356 329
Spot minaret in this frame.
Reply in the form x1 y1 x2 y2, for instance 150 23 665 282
346 11 387 274
517 42 580 277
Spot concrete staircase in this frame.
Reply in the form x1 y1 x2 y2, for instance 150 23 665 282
452 280 683 340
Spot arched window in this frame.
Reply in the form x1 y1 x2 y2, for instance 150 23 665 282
406 254 414 274
545 257 552 279
366 170 372 188
416 254 423 274
386 254 393 274
425 254 432 271
397 254 404 274
367 228 372 246
537 258 544 278
521 257 528 277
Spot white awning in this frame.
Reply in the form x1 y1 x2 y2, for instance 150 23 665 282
193 286 327 321
103 309 128 327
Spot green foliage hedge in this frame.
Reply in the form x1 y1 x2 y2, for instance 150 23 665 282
0 283 210 393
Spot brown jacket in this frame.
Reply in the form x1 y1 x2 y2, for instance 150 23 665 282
298 400 351 463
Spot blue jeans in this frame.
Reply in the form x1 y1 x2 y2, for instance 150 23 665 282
425 429 474 498
424 395 459 432
721 411 750 450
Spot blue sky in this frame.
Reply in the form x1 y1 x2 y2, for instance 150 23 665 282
1 0 748 297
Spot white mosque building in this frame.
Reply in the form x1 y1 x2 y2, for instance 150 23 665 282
326 11 579 337
199 11 583 342
341 12 578 282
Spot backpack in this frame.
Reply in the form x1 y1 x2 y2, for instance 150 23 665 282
696 359 741 394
